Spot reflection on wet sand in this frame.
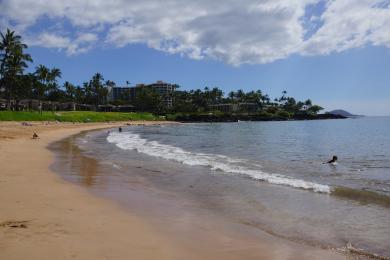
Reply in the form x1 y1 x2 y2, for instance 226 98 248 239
50 135 101 187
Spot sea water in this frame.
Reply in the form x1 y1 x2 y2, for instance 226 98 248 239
56 117 390 257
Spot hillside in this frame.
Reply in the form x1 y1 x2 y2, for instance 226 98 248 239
328 109 363 118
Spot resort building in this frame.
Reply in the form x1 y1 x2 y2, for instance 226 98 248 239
107 86 132 102
107 81 177 107
134 81 176 107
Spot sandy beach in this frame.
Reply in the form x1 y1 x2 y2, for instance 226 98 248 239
0 121 347 260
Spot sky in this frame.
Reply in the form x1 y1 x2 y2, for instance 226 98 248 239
1 0 390 115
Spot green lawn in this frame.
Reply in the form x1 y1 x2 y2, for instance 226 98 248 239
0 111 162 122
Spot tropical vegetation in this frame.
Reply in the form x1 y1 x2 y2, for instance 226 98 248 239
1 28 328 121
0 111 159 122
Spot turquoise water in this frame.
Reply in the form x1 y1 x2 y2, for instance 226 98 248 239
58 117 390 257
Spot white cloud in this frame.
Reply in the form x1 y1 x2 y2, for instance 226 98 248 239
27 32 98 55
1 0 390 65
76 33 98 44
29 32 70 49
302 0 390 55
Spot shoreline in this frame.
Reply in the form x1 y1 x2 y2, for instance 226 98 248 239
1 121 347 259
0 121 191 260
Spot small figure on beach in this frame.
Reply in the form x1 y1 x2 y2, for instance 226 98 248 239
118 127 122 132
32 132 39 139
21 122 32 126
326 155 338 165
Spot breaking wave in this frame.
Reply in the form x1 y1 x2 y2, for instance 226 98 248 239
107 131 331 193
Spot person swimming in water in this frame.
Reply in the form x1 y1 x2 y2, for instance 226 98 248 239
327 155 338 165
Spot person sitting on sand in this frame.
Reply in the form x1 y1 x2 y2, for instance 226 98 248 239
32 132 39 139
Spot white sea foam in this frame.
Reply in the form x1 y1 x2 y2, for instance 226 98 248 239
112 163 121 169
107 132 331 193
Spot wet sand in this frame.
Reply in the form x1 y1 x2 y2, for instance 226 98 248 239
0 121 347 259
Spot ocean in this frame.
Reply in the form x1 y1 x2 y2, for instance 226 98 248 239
51 117 390 258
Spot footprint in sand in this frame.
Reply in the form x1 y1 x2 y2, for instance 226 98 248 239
0 220 30 229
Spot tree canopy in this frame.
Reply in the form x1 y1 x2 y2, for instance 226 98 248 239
0 28 32 109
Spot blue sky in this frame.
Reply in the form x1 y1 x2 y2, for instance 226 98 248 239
2 0 390 115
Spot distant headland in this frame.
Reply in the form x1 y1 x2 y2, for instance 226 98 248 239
328 109 364 118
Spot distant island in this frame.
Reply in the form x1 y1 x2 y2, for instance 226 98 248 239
328 109 364 118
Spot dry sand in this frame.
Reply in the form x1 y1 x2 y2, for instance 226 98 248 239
0 121 347 259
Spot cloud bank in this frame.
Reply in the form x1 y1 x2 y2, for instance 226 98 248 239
1 0 389 65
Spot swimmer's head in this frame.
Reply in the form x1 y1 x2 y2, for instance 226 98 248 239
333 155 338 161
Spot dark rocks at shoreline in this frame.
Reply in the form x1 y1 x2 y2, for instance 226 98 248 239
173 113 347 123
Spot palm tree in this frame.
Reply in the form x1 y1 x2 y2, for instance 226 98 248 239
280 90 287 101
35 65 49 84
64 81 76 101
236 89 244 102
34 65 49 113
261 94 270 108
228 91 235 102
74 86 85 104
33 66 62 112
210 87 223 105
304 99 312 107
48 68 61 84
0 28 32 110
90 73 106 110
47 67 61 95
105 80 116 87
